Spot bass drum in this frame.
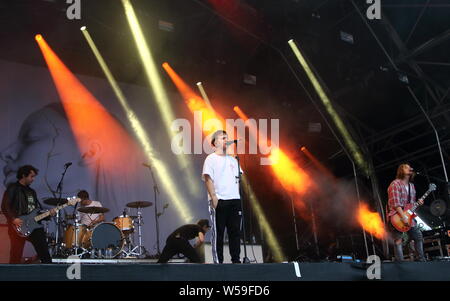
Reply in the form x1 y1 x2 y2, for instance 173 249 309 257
82 222 124 257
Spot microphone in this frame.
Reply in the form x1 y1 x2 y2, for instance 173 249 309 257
142 163 151 168
64 162 72 168
226 139 240 146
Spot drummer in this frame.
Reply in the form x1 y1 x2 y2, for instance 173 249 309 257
77 190 105 227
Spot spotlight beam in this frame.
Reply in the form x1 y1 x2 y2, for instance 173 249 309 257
288 39 369 176
81 28 193 223
196 82 215 114
121 0 199 196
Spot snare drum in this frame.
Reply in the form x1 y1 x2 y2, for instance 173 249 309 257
82 222 124 257
64 224 87 248
113 215 134 233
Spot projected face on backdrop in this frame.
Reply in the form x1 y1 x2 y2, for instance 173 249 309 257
1 103 94 197
0 102 146 217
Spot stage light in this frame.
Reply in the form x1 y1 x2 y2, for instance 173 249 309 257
233 106 249 122
35 35 145 218
81 28 194 223
80 26 86 31
121 0 199 197
195 81 215 115
300 146 336 181
162 63 224 135
35 34 42 41
288 39 369 176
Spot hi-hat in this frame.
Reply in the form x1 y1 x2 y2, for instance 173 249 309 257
78 207 110 214
126 201 153 208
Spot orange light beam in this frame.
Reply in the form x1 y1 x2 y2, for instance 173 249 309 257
233 106 249 122
35 34 139 176
300 146 335 180
233 106 314 209
162 62 224 134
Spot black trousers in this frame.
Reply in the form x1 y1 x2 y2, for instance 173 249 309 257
212 199 241 264
157 236 201 263
8 226 52 264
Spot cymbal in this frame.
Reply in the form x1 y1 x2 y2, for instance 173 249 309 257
126 201 153 208
77 206 110 214
43 198 67 206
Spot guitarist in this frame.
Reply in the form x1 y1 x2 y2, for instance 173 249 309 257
2 165 54 263
387 163 425 262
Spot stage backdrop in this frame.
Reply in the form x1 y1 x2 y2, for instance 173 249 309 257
0 59 209 258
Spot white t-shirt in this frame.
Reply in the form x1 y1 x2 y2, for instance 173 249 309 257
202 153 242 201
79 200 103 226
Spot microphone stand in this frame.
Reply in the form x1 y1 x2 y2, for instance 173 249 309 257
234 143 250 264
144 163 161 256
53 164 70 250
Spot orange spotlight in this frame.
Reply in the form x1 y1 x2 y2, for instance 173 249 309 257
269 148 312 196
233 106 249 122
35 34 42 41
300 146 335 180
234 107 315 212
162 62 224 134
357 203 386 240
35 35 140 178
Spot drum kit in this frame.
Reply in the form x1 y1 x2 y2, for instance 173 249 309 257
43 198 153 259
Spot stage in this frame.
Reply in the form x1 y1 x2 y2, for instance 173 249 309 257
1 261 450 281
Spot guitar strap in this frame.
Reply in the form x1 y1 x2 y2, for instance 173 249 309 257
407 182 411 204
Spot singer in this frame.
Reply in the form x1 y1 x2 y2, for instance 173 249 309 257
202 130 242 264
387 163 425 261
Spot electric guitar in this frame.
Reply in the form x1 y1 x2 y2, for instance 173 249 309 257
13 196 81 237
390 183 436 232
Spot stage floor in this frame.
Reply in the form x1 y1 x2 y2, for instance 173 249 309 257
1 261 450 281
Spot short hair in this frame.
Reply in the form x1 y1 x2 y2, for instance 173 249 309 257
197 219 210 228
16 165 39 180
77 190 90 200
211 130 227 147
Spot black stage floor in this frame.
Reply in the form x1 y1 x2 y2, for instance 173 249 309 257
1 261 450 281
